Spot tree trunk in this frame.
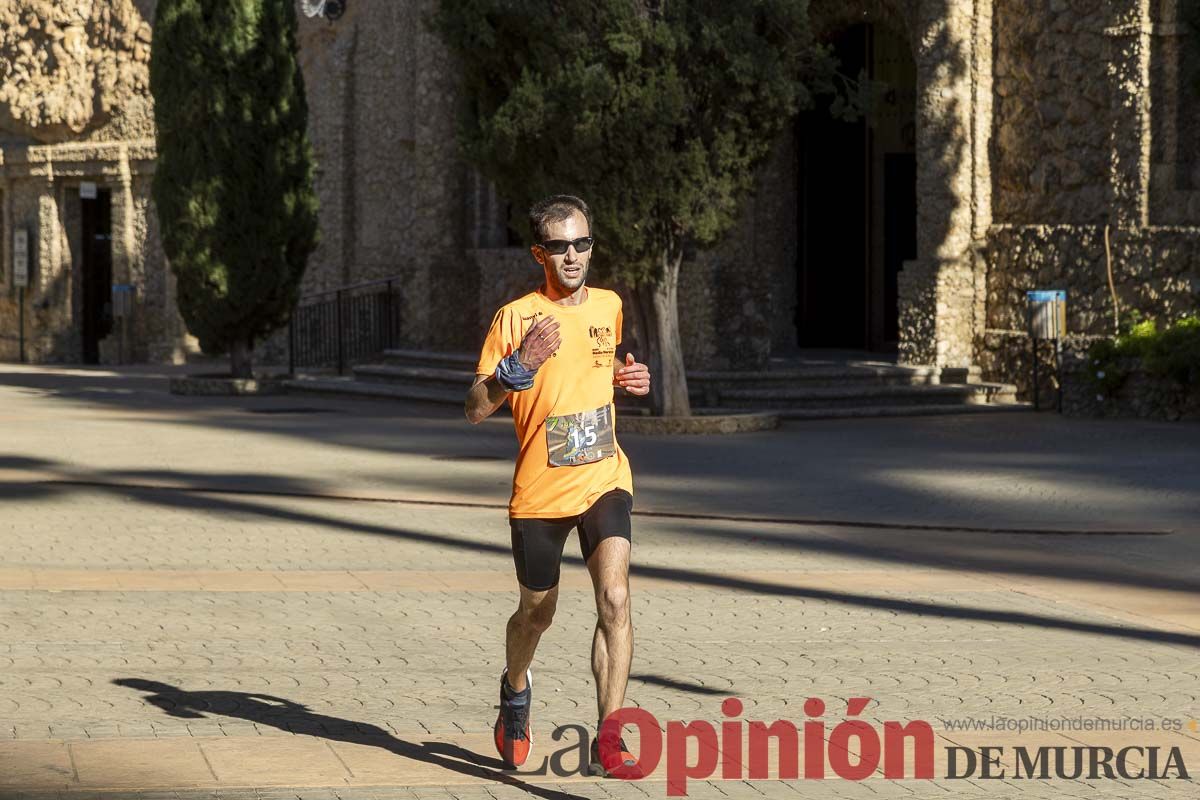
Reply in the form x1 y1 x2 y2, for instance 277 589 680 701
632 249 691 417
229 337 254 379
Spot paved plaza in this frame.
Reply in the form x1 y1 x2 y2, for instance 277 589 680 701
1 364 1198 799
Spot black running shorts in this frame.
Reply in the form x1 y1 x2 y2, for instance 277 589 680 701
509 489 633 591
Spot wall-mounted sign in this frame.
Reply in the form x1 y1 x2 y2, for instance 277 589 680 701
13 228 29 288
1026 289 1067 339
80 182 98 199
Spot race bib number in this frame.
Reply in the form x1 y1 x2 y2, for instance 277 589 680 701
545 405 616 467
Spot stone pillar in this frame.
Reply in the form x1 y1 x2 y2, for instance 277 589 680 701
412 0 470 349
296 12 358 294
898 0 991 368
111 144 135 287
0 176 14 362
34 175 68 361
1104 0 1152 229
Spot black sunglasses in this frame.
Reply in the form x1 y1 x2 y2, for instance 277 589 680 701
537 236 594 255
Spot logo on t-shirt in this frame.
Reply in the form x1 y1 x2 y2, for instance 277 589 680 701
589 325 613 349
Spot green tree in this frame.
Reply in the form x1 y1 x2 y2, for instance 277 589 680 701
151 0 318 378
434 0 831 415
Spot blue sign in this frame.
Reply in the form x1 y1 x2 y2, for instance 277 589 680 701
1026 290 1066 303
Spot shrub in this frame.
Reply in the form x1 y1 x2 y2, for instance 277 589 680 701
1087 315 1200 404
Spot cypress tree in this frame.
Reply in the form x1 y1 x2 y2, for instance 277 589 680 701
151 0 319 377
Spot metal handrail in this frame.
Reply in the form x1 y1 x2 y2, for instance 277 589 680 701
288 275 403 375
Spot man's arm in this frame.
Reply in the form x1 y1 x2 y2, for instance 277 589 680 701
465 315 561 424
465 374 510 425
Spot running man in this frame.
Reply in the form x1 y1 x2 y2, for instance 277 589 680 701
465 195 650 775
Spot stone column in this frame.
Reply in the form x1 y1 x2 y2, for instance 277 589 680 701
1104 0 1151 229
898 0 991 368
0 173 14 361
296 12 359 294
35 174 68 361
412 0 469 349
110 144 135 287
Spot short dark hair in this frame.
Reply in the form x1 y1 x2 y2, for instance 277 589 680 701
528 195 592 242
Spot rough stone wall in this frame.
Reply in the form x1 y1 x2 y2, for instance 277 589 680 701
978 0 1200 409
705 132 797 370
980 225 1200 397
672 256 721 370
992 0 1109 225
469 247 538 340
296 0 465 350
0 1 154 144
1063 366 1200 420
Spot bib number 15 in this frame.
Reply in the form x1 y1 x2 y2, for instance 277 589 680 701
570 424 598 450
545 404 615 467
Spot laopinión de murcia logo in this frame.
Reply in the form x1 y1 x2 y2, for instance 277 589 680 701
515 697 1191 795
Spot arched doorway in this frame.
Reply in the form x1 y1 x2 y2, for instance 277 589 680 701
795 22 917 352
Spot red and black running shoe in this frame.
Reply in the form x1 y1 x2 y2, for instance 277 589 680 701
493 668 533 768
590 734 641 778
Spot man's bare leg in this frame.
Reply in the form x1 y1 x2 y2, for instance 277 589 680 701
587 536 633 726
505 584 559 691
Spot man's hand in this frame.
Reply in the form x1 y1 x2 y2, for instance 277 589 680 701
518 316 561 371
614 352 651 396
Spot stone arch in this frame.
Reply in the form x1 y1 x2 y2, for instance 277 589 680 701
791 0 919 351
799 0 990 367
808 0 918 45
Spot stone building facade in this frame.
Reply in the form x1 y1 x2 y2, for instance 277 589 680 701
2 0 1197 397
0 1 186 364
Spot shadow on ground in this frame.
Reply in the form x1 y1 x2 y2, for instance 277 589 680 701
112 678 592 796
4 454 1198 650
3 364 1200 535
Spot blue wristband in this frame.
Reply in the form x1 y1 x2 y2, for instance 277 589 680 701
495 350 536 391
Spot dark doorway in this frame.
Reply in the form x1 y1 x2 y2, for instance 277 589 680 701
796 24 870 349
795 23 916 351
81 189 113 364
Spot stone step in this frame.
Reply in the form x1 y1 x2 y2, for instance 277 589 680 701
282 377 464 406
771 401 1032 420
719 382 1017 409
289 374 649 411
286 377 1027 420
299 349 1019 419
381 349 477 371
354 364 474 390
687 369 942 398
380 350 983 390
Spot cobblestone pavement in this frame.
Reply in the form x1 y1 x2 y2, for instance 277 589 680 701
1 365 1198 799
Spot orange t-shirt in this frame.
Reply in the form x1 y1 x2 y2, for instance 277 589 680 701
476 287 634 518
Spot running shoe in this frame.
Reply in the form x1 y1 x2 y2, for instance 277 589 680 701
493 667 533 767
590 734 641 777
